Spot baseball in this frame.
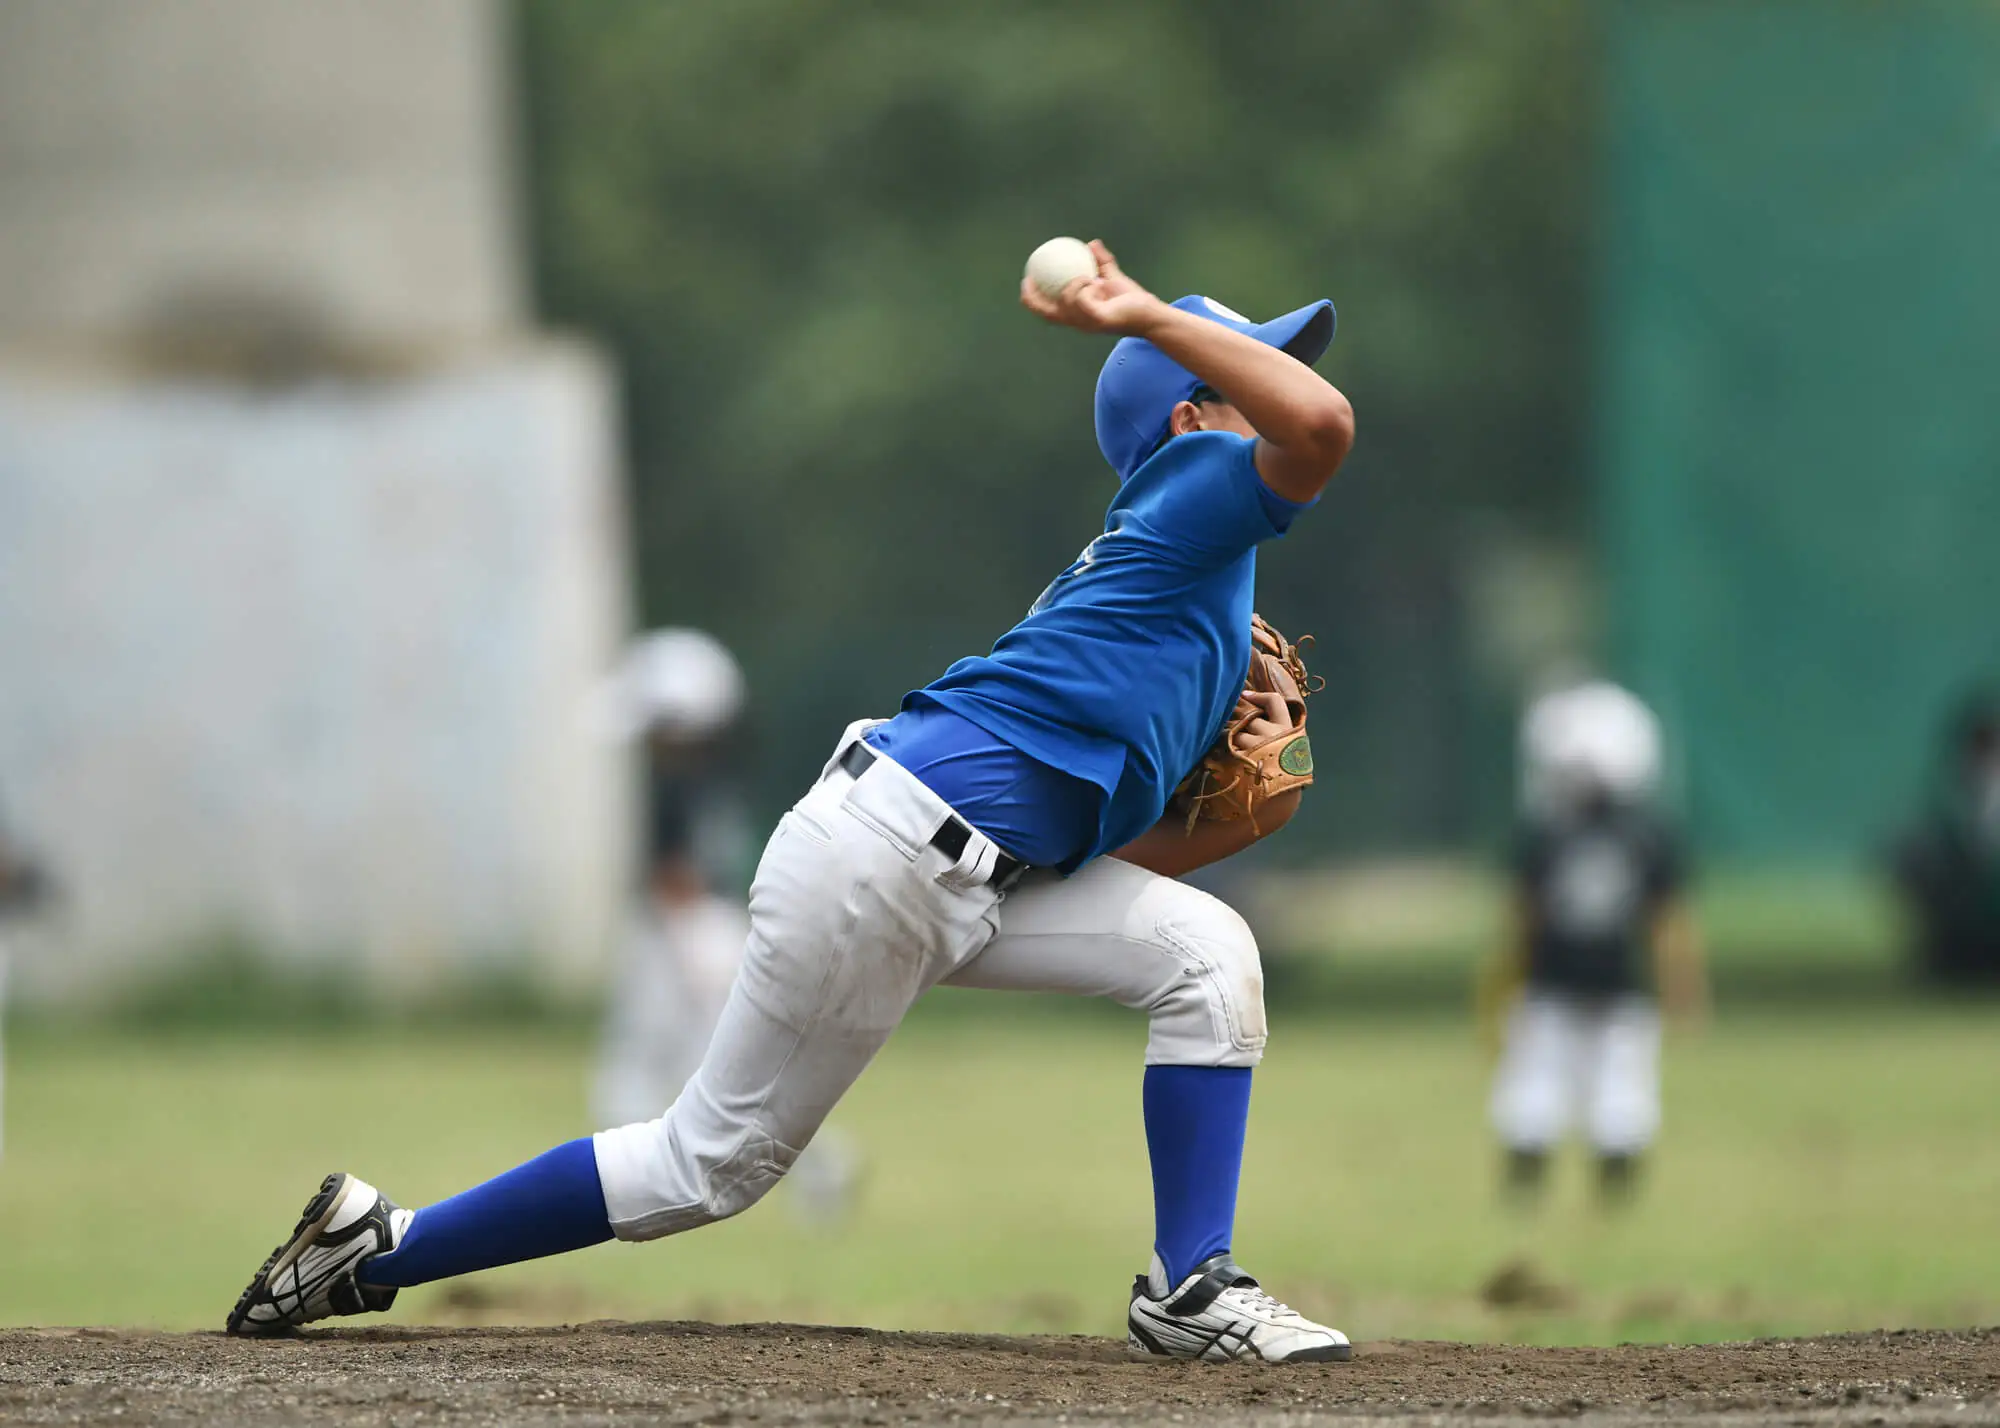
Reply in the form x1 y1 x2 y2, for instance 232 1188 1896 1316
1024 236 1098 299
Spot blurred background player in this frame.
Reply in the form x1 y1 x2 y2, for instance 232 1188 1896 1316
1479 680 1708 1205
1889 688 2000 986
0 799 54 1163
590 629 753 1128
589 629 858 1222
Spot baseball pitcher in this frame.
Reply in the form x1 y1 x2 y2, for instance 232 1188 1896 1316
225 241 1358 1363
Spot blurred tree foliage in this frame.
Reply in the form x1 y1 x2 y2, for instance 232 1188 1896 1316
516 0 1594 850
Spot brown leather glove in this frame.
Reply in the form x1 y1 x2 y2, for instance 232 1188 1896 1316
1170 614 1318 834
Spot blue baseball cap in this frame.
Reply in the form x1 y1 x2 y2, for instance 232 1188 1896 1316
1093 294 1337 482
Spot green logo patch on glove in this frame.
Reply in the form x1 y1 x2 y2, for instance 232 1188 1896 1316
1279 734 1314 777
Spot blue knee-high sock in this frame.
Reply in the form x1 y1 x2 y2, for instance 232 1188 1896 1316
360 1137 613 1289
1142 1065 1253 1286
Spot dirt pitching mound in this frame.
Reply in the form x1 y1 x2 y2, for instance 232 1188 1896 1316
2 1321 1995 1426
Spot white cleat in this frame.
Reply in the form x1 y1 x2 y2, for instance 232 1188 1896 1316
1127 1252 1351 1363
226 1172 412 1336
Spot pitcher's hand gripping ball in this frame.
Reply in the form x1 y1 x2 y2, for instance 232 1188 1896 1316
1024 236 1099 299
1171 614 1319 833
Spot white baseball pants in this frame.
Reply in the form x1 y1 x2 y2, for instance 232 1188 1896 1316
593 722 1267 1240
1489 989 1661 1156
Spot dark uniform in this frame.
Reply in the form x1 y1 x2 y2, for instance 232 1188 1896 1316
644 737 751 896
1516 800 1685 999
1891 692 2000 984
1492 795 1687 1199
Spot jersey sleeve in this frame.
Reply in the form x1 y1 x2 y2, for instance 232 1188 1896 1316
1255 477 1317 534
1128 433 1300 568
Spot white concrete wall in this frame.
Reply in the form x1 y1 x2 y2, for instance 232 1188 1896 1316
0 345 632 999
0 0 520 349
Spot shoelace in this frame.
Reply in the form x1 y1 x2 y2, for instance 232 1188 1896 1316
1222 1282 1300 1320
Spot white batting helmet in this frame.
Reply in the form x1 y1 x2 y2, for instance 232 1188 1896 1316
591 628 745 741
1520 679 1663 813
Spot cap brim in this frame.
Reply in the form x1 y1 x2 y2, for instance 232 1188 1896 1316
1252 300 1336 367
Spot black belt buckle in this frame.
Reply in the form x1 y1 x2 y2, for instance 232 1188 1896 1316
931 817 1029 890
989 853 1028 893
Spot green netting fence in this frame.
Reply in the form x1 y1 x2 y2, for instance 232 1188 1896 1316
1602 0 2000 859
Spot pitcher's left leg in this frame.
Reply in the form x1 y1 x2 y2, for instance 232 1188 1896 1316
945 857 1346 1363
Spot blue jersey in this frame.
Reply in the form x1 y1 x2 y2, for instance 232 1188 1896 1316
917 431 1308 867
865 702 1101 867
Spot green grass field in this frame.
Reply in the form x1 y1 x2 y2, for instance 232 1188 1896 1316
3 989 1996 1344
